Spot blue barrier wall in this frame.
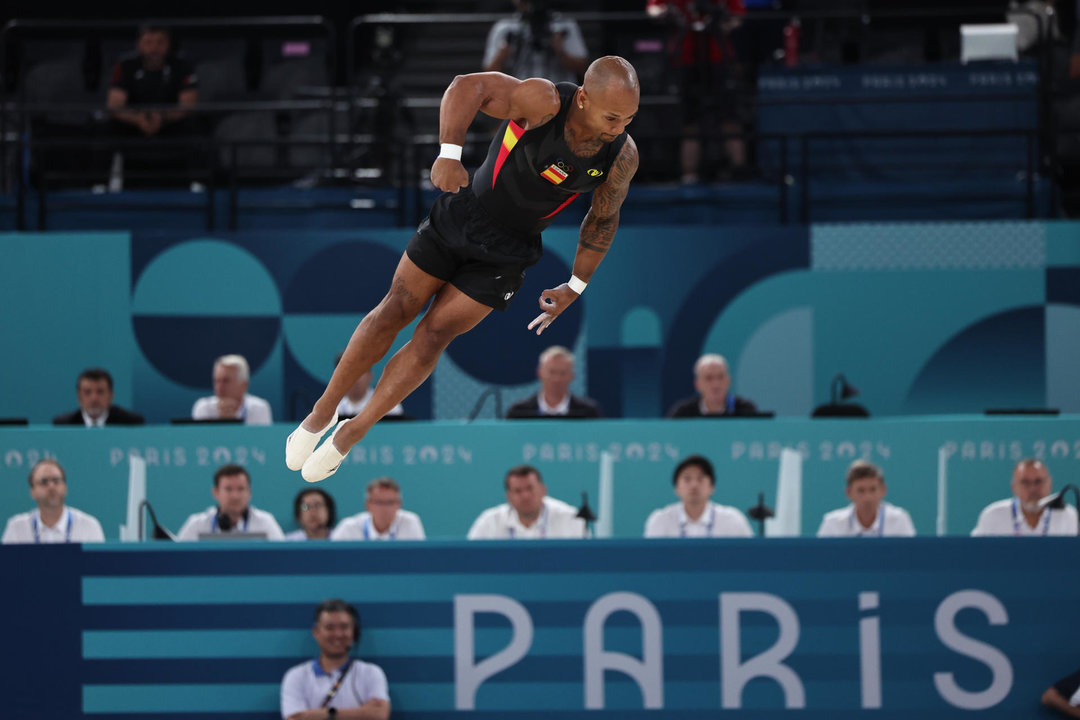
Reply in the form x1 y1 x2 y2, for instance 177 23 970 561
2 417 1079 540
2 222 1079 424
1 539 1075 718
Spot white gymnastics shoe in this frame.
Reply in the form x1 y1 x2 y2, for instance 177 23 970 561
301 420 350 483
285 413 337 471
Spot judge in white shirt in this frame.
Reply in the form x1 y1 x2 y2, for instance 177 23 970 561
644 454 754 538
816 459 916 538
467 464 586 540
335 361 405 420
176 464 285 540
2 458 105 544
332 477 426 541
971 458 1078 537
191 354 273 425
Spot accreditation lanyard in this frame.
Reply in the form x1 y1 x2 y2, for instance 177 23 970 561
849 506 885 537
680 505 716 538
32 509 72 544
1011 497 1051 536
318 658 355 708
507 506 548 539
363 515 396 540
211 513 249 533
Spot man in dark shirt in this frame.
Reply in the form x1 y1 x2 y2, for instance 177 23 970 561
287 57 640 482
666 353 758 417
106 25 199 186
506 345 602 419
53 367 144 427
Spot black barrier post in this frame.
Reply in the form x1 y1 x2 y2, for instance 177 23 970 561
779 135 789 226
228 143 238 231
799 135 810 225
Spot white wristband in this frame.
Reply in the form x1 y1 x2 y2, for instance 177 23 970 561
568 275 588 294
438 143 463 161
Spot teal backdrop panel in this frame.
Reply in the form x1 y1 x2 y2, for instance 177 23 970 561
1 540 1078 718
0 233 135 423
3 222 1079 423
1 417 1078 541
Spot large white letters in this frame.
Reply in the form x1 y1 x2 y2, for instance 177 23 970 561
720 592 806 709
454 594 534 710
933 590 1013 710
583 592 664 709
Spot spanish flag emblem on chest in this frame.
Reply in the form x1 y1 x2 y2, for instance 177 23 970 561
540 162 571 185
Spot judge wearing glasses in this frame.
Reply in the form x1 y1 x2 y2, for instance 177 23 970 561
331 477 426 541
2 459 105 543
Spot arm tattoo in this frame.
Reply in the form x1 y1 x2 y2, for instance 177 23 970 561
578 138 639 255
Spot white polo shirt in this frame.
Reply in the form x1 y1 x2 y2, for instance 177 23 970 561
280 657 388 718
467 496 586 539
644 502 754 538
191 393 273 425
971 497 1079 536
816 502 916 537
176 505 285 541
331 510 426 541
2 506 105 544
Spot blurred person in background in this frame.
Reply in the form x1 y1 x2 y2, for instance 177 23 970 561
2 459 105 544
484 0 589 84
53 367 144 426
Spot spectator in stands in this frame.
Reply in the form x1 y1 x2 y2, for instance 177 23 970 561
644 454 753 537
53 367 144 426
666 353 758 417
106 24 199 189
1043 663 1080 717
335 353 405 420
280 598 391 720
332 477 426 541
505 345 602 419
483 0 589 84
816 460 916 537
468 464 586 539
191 354 273 425
286 488 337 541
972 458 1078 536
646 0 747 183
176 464 284 540
2 459 105 544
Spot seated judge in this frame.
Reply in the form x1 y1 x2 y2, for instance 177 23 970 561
53 367 144 426
506 345 601 419
666 353 758 418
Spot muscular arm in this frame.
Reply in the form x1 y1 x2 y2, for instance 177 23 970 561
572 135 639 280
431 73 560 193
527 137 639 335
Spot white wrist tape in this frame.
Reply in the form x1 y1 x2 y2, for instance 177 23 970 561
438 143 463 161
568 275 588 294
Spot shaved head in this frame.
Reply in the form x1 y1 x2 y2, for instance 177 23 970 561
583 56 639 97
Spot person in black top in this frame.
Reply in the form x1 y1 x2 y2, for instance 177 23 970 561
53 368 144 427
506 345 602 419
1044 666 1080 717
288 56 640 482
106 24 199 185
666 353 758 418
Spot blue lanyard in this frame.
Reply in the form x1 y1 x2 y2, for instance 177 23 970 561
680 505 716 538
1011 497 1051 536
507 506 548 539
363 515 396 540
849 506 885 537
32 510 72 543
211 512 249 533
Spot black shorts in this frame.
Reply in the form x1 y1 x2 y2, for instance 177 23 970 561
406 189 543 311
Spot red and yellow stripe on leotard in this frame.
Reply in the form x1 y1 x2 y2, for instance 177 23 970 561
491 121 525 188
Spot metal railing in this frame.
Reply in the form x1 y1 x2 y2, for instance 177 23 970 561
0 7 1061 229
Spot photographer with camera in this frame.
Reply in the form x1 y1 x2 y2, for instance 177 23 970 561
483 0 589 84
